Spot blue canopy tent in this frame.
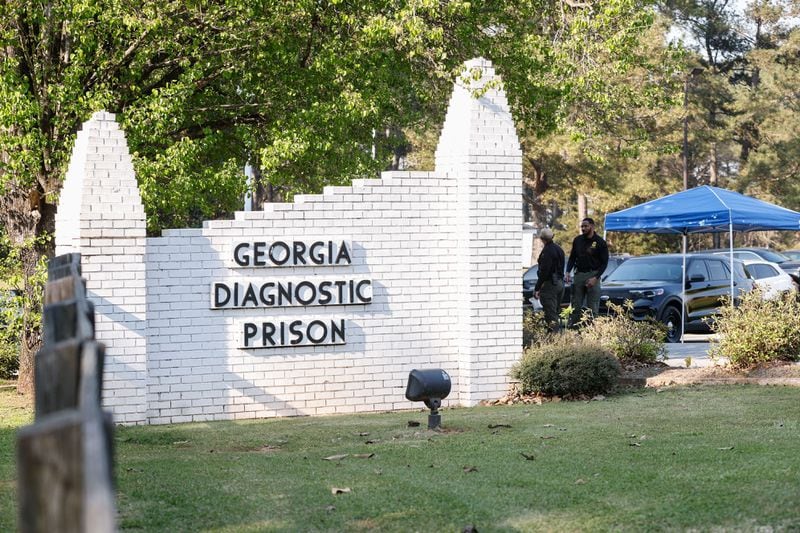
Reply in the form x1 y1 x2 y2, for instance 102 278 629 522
604 185 800 341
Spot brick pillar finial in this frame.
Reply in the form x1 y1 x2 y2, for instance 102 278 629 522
55 110 148 424
434 58 523 405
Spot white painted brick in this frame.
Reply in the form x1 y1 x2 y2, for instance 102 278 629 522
57 59 522 425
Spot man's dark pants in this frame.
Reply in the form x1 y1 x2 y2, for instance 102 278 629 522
540 279 564 332
569 270 600 327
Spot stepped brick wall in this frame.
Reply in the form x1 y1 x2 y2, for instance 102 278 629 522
55 58 522 425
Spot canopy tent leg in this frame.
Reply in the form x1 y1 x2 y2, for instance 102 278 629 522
681 233 687 343
729 222 735 307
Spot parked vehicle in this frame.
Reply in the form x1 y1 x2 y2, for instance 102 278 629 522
599 254 754 343
704 247 800 285
741 259 798 299
782 250 800 261
523 255 628 308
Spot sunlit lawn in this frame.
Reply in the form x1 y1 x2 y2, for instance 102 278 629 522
2 385 800 531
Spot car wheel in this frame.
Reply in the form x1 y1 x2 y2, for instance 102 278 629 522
661 306 682 343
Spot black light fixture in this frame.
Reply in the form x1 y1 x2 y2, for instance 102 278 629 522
405 369 451 429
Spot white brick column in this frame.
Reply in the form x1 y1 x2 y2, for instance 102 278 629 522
434 58 523 405
55 111 148 424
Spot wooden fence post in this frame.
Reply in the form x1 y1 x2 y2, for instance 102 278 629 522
17 253 116 533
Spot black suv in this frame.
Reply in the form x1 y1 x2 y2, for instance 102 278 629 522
600 254 754 342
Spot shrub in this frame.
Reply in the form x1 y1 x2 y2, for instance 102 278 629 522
511 335 621 397
0 343 19 379
580 302 667 363
710 290 800 369
0 288 22 379
0 234 46 381
522 308 551 348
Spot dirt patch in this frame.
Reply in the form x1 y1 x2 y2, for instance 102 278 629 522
621 361 800 388
493 362 800 405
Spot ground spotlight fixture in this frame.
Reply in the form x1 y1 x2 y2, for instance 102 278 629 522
405 369 451 429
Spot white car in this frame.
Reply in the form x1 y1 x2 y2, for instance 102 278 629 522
742 259 798 299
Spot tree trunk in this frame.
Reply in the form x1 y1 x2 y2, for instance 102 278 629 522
709 142 718 187
250 158 285 208
710 143 720 247
522 154 549 227
251 158 266 210
577 193 587 228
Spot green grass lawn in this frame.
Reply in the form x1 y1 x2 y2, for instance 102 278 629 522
3 385 800 532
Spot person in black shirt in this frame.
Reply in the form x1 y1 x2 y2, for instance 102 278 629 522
565 217 609 327
534 228 565 332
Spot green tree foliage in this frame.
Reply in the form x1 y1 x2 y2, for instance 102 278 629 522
661 0 800 248
0 232 45 381
520 13 684 250
735 24 800 211
527 0 800 253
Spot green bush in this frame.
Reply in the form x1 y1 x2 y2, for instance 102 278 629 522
511 335 621 397
580 302 667 363
710 290 800 369
522 308 552 348
0 233 47 380
0 343 19 379
0 289 22 379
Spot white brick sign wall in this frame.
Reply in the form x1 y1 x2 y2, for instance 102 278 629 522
55 58 522 425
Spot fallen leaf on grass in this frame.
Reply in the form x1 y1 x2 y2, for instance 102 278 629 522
365 439 380 445
353 453 375 459
488 424 512 429
324 454 349 461
543 424 555 428
575 478 587 485
463 466 478 473
717 446 735 451
172 440 190 446
629 442 641 447
520 453 536 461
331 487 351 495
358 432 370 437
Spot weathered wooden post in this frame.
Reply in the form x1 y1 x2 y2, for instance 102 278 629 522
16 253 116 533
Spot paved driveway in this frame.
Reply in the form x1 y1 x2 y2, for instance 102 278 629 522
664 334 717 367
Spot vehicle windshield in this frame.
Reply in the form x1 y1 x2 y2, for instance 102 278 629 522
752 249 791 263
605 257 682 282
